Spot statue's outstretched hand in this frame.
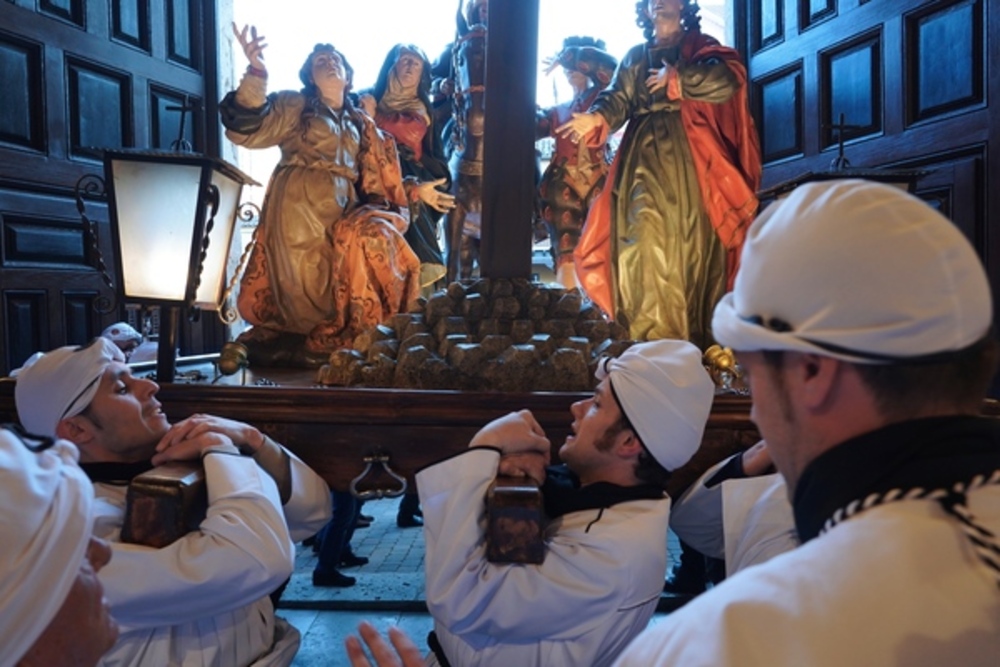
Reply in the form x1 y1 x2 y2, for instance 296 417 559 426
555 112 601 145
417 178 456 213
232 23 267 73
542 54 562 76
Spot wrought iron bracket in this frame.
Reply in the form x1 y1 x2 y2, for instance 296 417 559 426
73 174 116 314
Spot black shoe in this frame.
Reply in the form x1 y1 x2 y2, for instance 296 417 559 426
355 517 372 529
358 513 374 522
312 570 356 588
397 514 423 528
340 553 370 568
302 535 317 547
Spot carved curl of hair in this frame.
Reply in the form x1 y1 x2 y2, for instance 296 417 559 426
562 35 606 51
634 0 702 42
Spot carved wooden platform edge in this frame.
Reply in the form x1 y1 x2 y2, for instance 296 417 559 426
0 377 758 494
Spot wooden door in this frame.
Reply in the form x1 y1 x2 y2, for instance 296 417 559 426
741 0 998 317
0 0 225 374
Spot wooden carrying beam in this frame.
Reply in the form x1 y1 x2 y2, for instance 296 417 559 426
120 462 207 548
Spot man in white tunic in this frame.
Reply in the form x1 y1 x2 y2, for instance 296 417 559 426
615 179 1000 666
419 339 716 667
13 337 333 667
1 426 118 667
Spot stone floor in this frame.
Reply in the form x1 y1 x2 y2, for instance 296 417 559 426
281 497 428 612
278 497 692 666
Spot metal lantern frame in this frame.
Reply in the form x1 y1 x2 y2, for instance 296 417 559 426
101 149 257 381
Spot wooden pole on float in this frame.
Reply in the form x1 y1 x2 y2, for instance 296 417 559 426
479 0 539 279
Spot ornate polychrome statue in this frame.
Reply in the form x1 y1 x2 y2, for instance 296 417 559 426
535 36 617 289
558 0 762 349
220 25 420 368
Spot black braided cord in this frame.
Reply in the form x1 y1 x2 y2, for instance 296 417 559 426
819 469 1000 590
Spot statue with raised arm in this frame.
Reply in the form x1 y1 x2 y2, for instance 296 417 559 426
220 25 420 368
558 1 761 348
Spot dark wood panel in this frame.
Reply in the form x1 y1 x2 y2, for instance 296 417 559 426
3 290 46 370
905 0 983 124
0 0 219 376
4 4 201 88
894 150 988 319
800 0 837 30
0 32 44 151
150 86 200 150
165 0 197 70
39 0 83 26
2 1 226 184
111 0 150 51
2 215 88 265
67 58 132 159
762 108 989 186
743 0 998 347
747 0 993 182
752 0 784 53
63 291 98 345
821 30 881 148
755 64 804 162
901 152 983 254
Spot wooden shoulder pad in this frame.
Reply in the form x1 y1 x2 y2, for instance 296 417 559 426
485 475 546 564
120 462 207 548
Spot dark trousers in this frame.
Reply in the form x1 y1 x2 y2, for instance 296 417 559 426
315 490 358 575
398 491 421 519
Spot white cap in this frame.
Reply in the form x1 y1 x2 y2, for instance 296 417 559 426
596 340 715 471
101 321 143 346
713 179 992 362
0 429 94 667
15 337 125 438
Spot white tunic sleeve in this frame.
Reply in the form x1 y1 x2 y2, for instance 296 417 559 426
281 448 333 542
94 451 295 630
670 457 797 574
668 455 733 560
721 473 797 573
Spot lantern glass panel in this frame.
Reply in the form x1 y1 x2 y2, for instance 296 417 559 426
111 159 202 302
